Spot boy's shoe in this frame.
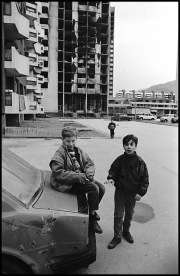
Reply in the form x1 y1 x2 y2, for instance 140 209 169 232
108 237 121 249
89 220 103 234
94 212 100 221
89 212 100 221
123 231 134 243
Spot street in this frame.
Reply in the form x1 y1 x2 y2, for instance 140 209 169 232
2 119 178 274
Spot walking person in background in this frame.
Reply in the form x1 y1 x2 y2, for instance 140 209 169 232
49 126 105 234
108 119 116 138
105 134 149 249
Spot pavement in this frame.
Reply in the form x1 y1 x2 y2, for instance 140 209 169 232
2 119 178 274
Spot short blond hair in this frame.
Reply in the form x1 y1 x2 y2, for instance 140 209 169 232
61 126 78 139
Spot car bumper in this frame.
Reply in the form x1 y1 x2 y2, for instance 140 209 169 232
49 229 96 274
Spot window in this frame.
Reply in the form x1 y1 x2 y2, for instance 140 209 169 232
4 2 11 15
5 93 12 106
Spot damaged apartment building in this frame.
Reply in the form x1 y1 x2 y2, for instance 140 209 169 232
2 2 115 127
43 1 115 117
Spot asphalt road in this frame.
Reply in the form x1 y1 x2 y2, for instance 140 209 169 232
2 119 178 274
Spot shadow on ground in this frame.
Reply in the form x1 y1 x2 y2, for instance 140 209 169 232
133 202 155 223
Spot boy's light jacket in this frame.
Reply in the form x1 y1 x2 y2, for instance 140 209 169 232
107 152 149 196
49 144 95 192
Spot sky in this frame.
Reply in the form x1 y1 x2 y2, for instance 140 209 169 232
110 2 178 95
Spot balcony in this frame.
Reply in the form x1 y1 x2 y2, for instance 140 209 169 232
78 68 86 74
4 47 29 77
26 2 38 20
5 91 42 114
4 2 29 40
35 89 44 98
78 88 86 94
38 57 44 68
26 27 38 43
88 5 97 12
27 76 38 91
28 53 38 67
37 74 44 83
78 78 86 84
78 4 88 11
87 89 95 94
38 28 45 39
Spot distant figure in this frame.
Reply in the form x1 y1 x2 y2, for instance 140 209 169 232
108 119 116 138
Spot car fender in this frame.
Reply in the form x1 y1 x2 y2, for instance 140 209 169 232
2 247 40 274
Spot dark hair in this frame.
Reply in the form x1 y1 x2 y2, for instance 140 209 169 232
61 126 78 139
123 134 138 146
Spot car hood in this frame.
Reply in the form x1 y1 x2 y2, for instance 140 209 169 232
33 171 78 213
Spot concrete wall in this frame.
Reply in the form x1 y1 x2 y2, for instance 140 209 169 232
5 127 61 138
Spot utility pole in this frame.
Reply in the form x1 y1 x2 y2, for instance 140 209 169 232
1 2 6 135
133 90 137 120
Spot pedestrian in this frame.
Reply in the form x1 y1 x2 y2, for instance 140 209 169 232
108 119 116 138
49 126 105 234
105 134 149 249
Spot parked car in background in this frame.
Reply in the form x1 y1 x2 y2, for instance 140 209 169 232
137 114 157 120
111 113 133 121
2 147 96 275
160 114 178 122
171 115 178 123
36 113 51 118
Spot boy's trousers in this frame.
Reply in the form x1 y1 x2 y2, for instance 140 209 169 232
114 188 136 238
69 180 105 212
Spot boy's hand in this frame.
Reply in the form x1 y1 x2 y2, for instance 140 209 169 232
104 179 115 186
135 194 141 201
87 175 94 181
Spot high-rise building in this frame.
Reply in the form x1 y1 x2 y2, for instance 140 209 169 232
41 2 114 117
109 6 115 98
2 1 114 129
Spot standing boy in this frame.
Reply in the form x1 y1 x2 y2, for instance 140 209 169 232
49 126 105 234
108 119 116 138
105 134 149 249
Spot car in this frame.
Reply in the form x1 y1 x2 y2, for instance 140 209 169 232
171 116 178 123
160 114 178 122
36 113 51 118
111 113 133 121
138 114 157 120
2 146 96 275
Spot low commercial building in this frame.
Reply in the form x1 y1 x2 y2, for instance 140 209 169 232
108 90 178 117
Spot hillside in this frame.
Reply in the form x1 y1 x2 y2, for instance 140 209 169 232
139 80 176 93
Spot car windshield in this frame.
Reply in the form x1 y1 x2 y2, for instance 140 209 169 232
2 147 42 206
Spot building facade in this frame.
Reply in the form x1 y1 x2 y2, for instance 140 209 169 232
108 6 115 99
3 2 45 126
108 90 178 117
41 2 113 117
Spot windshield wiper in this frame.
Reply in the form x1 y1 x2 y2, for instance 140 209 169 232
27 171 45 208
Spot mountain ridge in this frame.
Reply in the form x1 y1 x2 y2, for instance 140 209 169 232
138 80 176 94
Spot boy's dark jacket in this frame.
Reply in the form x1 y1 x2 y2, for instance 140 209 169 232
49 145 95 193
107 152 149 196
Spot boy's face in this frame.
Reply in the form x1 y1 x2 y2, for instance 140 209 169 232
63 136 77 150
123 139 137 155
